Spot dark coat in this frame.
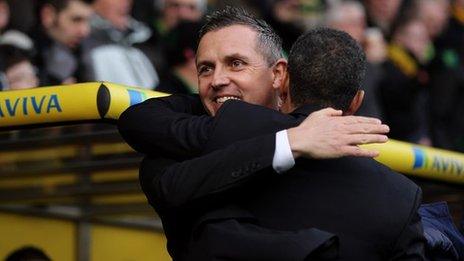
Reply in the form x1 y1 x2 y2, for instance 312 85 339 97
118 94 426 260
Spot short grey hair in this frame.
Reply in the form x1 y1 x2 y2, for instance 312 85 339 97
199 6 284 66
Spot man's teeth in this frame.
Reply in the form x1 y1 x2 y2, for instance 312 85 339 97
216 96 241 103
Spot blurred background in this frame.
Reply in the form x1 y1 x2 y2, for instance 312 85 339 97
0 0 463 260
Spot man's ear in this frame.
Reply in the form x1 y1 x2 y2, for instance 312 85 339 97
345 90 364 115
272 58 288 90
41 4 57 29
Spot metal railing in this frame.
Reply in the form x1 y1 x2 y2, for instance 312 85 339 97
0 124 160 231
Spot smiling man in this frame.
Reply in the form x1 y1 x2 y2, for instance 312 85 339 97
117 7 408 260
196 23 287 115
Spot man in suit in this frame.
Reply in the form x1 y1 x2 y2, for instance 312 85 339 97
119 7 425 260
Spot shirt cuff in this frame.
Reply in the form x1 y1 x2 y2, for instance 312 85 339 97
272 129 296 174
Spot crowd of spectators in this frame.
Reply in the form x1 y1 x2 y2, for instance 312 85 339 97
0 0 464 152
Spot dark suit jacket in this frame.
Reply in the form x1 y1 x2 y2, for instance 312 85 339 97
118 94 426 260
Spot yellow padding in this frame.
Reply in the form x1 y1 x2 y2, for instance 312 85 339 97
0 83 101 126
103 82 169 119
363 140 464 184
0 82 168 128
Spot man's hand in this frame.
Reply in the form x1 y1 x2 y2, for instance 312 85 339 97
287 108 389 159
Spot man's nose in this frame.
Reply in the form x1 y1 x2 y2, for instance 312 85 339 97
211 67 230 90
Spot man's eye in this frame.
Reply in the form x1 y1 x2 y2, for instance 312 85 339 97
231 60 244 68
198 66 212 75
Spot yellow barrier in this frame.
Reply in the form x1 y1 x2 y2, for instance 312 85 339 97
0 82 168 128
1 82 463 184
364 140 464 184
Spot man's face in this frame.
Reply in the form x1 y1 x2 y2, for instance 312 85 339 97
45 0 93 49
164 0 203 30
196 25 279 116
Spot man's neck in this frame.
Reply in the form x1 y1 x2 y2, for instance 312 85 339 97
280 102 296 114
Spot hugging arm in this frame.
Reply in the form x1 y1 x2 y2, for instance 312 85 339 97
139 101 390 210
140 133 277 210
117 94 212 159
118 96 389 160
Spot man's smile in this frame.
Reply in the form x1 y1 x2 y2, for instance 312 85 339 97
214 96 242 104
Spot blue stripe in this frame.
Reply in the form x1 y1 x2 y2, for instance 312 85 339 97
413 147 425 169
128 90 144 106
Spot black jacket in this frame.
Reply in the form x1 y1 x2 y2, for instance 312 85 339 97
118 94 426 260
